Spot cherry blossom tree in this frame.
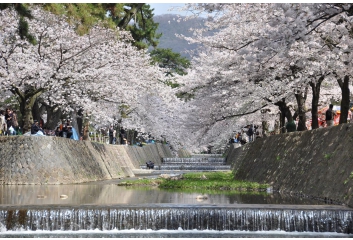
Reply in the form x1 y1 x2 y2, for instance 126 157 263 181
169 3 352 151
0 7 167 132
1 3 352 154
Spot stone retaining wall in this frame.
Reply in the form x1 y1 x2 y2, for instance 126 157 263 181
227 123 353 207
177 148 192 158
0 136 172 184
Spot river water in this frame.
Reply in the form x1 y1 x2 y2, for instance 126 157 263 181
1 176 352 238
0 181 329 206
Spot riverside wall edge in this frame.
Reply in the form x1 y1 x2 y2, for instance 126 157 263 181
0 136 172 185
227 123 353 207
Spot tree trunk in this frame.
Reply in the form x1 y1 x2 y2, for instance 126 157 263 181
45 105 63 130
118 3 144 29
295 87 308 131
11 87 45 133
82 115 90 141
262 121 269 137
18 96 25 129
309 76 325 129
32 99 42 125
21 95 41 132
338 75 350 124
280 111 285 133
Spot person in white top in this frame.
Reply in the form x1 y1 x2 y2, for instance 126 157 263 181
0 110 7 135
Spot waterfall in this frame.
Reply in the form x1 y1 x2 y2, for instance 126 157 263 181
0 205 352 233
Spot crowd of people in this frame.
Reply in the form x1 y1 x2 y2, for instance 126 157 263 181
229 104 347 146
0 108 19 136
27 118 79 140
0 105 163 150
0 107 80 140
3 103 346 147
229 125 260 145
53 120 79 140
107 126 128 145
0 103 159 146
108 126 129 145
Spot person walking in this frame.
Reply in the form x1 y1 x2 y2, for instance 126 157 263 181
247 125 254 142
112 128 117 144
325 104 336 127
5 108 14 135
119 127 126 145
12 110 19 133
286 120 297 132
0 110 7 135
108 125 114 144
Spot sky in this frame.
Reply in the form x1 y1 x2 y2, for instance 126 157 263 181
148 3 187 16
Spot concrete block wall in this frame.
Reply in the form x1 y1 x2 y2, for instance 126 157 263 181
0 136 173 185
177 148 192 158
125 143 173 166
227 123 353 207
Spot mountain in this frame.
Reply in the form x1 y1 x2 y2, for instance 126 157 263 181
153 14 206 59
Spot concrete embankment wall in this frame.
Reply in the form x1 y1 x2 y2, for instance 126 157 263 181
227 123 353 207
0 136 172 184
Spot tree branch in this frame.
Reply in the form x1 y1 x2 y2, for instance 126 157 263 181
214 103 268 122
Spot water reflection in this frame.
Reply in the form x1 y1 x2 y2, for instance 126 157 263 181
0 184 327 206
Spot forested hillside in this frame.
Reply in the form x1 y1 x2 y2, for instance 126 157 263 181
153 14 205 58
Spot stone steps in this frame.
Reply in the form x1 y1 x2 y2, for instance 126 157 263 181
162 162 226 165
140 165 160 170
191 154 224 158
140 165 231 170
162 158 226 164
141 155 230 171
159 165 231 170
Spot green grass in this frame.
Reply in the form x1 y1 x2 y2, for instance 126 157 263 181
324 153 332 160
123 171 269 192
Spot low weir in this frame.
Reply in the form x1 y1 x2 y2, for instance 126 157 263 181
1 204 353 234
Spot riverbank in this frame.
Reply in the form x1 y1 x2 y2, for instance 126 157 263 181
227 123 353 207
0 136 172 184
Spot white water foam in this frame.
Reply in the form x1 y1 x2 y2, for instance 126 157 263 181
2 228 353 237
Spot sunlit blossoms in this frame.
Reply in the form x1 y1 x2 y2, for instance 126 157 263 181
169 3 353 151
1 4 353 153
0 6 167 131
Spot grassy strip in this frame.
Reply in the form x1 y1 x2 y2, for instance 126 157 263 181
122 171 269 192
